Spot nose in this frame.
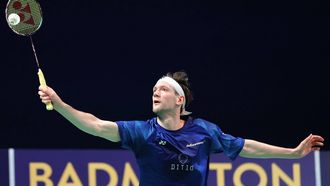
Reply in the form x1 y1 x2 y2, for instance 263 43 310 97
153 89 160 97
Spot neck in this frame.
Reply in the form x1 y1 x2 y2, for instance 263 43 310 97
157 113 184 131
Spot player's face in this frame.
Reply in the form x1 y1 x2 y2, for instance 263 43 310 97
152 81 180 115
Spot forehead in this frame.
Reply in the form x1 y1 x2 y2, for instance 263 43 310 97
153 80 174 90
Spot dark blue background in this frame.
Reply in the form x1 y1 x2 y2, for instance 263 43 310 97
1 0 329 149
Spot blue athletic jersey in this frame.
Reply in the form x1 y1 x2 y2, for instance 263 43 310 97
116 117 244 186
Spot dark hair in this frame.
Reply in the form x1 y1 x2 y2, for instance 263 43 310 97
166 71 194 109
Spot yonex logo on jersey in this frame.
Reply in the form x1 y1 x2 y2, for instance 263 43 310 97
186 140 205 147
159 140 167 145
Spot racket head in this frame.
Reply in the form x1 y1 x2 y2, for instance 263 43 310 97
5 0 43 36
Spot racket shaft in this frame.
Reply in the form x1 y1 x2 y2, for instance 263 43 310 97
38 69 53 110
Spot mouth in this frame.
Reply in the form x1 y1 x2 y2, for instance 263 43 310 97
153 100 161 104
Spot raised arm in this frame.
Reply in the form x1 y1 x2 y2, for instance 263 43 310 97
239 134 324 159
38 86 120 142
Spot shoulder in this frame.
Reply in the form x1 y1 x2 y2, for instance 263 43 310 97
191 117 220 129
187 117 223 135
116 117 156 130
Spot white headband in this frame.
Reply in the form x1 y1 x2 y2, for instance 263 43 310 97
157 76 192 116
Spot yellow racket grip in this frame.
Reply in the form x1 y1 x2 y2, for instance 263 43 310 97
37 69 53 110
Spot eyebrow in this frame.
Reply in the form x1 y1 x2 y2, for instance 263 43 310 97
153 85 170 91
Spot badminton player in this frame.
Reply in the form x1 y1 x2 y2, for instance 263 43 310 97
38 71 324 186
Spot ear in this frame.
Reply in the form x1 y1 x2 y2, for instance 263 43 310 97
176 95 185 106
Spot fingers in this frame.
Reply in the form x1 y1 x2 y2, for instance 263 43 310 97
38 85 54 96
39 93 50 100
311 140 324 148
311 135 325 142
38 85 47 92
304 134 324 143
38 90 47 96
38 86 52 103
301 134 313 147
41 99 52 104
312 147 321 151
39 91 51 102
38 90 50 98
305 134 325 149
310 135 325 146
295 134 325 158
313 141 324 147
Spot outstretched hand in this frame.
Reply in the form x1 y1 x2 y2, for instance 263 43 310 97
294 134 324 158
38 86 62 110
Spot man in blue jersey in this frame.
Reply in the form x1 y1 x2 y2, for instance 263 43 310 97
38 71 324 186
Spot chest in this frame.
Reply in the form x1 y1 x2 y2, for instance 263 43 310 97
139 130 211 171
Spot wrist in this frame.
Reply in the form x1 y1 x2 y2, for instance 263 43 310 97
290 147 301 159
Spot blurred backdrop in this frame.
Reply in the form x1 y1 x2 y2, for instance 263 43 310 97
0 0 329 150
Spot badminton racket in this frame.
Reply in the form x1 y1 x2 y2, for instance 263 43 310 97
5 0 53 110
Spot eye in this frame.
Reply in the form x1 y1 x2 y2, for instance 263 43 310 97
161 87 167 91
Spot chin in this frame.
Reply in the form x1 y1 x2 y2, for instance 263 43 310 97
152 107 162 115
152 108 159 114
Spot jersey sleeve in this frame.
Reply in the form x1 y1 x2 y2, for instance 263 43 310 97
201 119 245 160
116 120 147 152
